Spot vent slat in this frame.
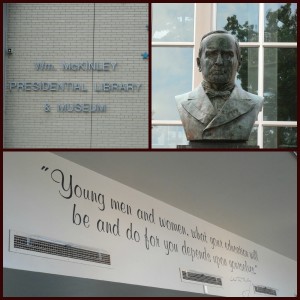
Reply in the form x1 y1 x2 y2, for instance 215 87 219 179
181 270 222 286
254 285 277 296
13 235 111 265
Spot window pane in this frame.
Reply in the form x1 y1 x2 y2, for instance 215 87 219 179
152 126 188 148
216 4 259 42
264 48 297 121
152 126 258 148
152 47 193 120
248 126 258 146
152 3 194 42
264 3 297 42
263 127 297 148
236 48 258 94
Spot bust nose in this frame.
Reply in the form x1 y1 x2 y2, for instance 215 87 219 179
215 53 223 65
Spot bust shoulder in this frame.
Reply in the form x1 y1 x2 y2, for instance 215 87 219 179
175 85 264 111
240 88 264 111
175 91 191 106
175 85 204 106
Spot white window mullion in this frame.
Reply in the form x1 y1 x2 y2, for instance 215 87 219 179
212 3 217 31
263 42 297 48
192 3 197 90
261 121 297 127
257 3 265 148
152 120 182 126
239 42 260 47
152 42 194 47
153 120 297 127
193 3 214 88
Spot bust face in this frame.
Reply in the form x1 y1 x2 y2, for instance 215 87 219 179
197 33 240 86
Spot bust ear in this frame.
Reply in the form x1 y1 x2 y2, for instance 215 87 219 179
196 57 201 72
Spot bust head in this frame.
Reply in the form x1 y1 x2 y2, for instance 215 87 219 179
197 31 242 89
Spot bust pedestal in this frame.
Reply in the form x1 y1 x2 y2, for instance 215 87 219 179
177 140 259 149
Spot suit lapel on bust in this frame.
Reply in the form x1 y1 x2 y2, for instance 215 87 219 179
205 86 256 129
181 85 216 125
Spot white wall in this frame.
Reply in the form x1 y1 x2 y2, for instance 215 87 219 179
3 152 296 296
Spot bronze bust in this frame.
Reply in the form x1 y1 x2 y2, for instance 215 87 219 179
175 30 263 141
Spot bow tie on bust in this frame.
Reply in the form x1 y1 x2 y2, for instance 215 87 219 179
206 89 231 99
202 81 234 99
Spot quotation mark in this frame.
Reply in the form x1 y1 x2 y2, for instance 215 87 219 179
41 166 49 171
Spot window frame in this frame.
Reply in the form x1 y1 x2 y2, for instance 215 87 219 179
152 3 297 148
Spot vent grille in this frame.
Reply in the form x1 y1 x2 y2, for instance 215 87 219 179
181 270 222 286
10 231 110 266
254 285 277 296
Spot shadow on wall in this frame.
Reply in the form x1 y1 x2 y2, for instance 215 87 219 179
3 268 217 297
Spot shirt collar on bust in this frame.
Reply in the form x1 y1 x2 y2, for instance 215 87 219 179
202 81 235 99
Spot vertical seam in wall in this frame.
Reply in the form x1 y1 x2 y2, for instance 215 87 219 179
3 4 8 146
90 3 96 148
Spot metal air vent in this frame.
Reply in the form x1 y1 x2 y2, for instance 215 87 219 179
9 230 111 267
181 269 222 286
254 285 277 296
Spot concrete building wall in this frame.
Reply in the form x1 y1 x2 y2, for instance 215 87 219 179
4 3 149 148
